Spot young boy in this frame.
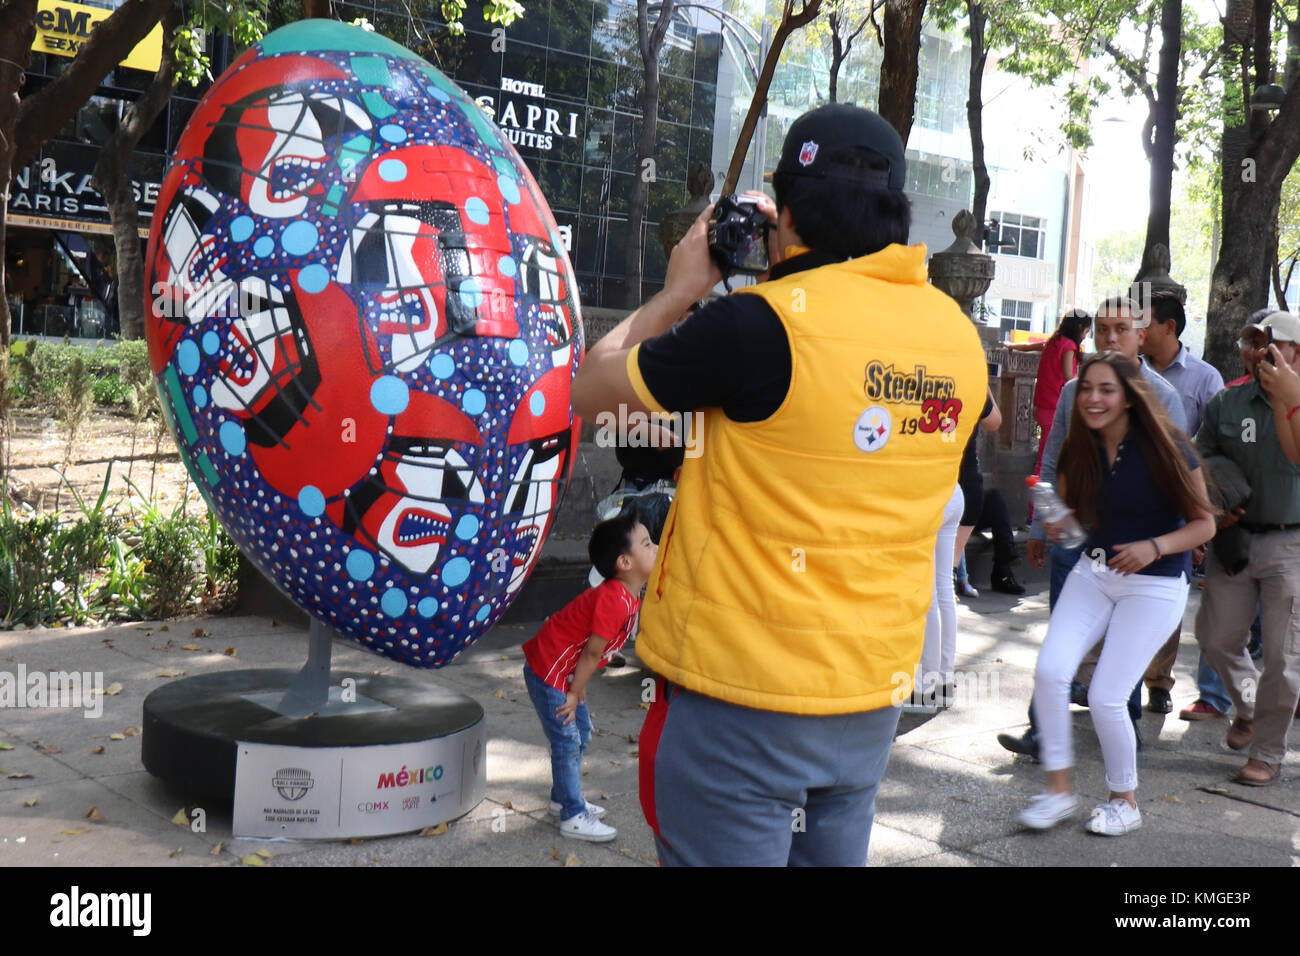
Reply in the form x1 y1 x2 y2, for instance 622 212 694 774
522 512 657 841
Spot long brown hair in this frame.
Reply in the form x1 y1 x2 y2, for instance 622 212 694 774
1057 352 1216 529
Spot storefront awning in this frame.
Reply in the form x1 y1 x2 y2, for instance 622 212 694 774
8 213 149 238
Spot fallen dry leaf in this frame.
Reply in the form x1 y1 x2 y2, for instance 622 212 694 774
85 807 101 821
619 848 632 855
223 647 237 657
103 683 123 696
181 644 201 652
23 798 37 807
627 735 636 744
639 702 650 710
193 628 207 637
493 689 506 699
502 800 513 810
210 842 224 856
61 828 90 836
240 854 265 866
36 743 61 755
564 852 581 867
90 746 105 755
159 625 169 632
8 772 33 779
349 838 364 846
169 848 183 858
550 847 560 861
171 808 189 826
156 668 185 678
417 822 448 837
109 733 125 741
1162 795 1183 804
254 849 274 859
123 727 140 737
0 742 12 751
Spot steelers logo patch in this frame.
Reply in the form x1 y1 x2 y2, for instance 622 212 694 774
853 405 893 453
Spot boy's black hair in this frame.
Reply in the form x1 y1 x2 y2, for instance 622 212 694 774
588 511 640 581
1151 291 1186 338
771 146 911 260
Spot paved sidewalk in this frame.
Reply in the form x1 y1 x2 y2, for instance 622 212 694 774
0 576 1296 867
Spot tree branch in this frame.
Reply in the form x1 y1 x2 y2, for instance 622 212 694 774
13 0 171 170
1104 39 1155 99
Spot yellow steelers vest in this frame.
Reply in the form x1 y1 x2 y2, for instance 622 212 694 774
626 244 987 714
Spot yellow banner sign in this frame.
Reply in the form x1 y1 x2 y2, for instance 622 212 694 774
32 0 163 72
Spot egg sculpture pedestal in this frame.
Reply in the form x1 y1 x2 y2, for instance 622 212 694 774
137 21 585 839
142 621 487 840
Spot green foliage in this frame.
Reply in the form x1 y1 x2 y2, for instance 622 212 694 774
174 1 271 87
55 355 95 467
0 464 242 627
9 340 153 411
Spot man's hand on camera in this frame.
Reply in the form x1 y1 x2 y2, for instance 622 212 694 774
664 203 724 305
741 190 781 281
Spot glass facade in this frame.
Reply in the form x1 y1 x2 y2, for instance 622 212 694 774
336 0 723 307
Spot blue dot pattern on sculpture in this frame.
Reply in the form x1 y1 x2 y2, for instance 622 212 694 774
141 21 585 668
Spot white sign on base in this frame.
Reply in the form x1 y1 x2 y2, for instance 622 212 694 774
232 723 487 839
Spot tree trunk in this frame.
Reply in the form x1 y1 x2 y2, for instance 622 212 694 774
91 4 179 340
829 11 843 102
302 0 330 17
0 0 39 350
877 0 926 145
1205 0 1300 375
1139 0 1180 280
966 1 989 243
721 0 823 195
624 0 674 309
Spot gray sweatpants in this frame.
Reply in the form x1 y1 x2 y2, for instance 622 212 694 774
646 684 900 866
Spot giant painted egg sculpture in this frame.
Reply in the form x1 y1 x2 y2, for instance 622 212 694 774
143 20 583 667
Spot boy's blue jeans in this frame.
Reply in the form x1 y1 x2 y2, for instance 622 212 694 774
523 664 591 821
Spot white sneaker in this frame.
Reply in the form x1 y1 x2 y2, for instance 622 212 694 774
1017 791 1079 830
548 800 606 819
560 809 617 842
1085 798 1142 836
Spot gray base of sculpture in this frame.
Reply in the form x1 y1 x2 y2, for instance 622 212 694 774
141 620 487 839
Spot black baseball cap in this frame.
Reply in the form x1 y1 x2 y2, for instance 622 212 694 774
769 104 906 191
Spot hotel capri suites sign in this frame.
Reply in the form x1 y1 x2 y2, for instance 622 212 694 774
32 0 163 72
475 76 582 152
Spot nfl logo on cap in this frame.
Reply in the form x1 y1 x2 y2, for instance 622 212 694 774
799 141 819 167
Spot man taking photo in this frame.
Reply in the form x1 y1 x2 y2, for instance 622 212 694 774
571 104 987 866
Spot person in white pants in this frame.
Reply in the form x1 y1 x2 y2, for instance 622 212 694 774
909 389 1001 712
1017 349 1215 836
909 483 962 711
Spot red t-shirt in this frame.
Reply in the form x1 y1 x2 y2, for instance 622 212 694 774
1033 336 1079 411
523 579 641 691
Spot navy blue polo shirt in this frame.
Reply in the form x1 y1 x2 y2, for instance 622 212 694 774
1082 431 1201 578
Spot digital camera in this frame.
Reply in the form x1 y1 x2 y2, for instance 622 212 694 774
707 195 771 281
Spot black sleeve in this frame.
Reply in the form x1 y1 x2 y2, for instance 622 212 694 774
981 395 993 420
634 293 793 423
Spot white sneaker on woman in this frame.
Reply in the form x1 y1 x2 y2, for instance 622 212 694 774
549 800 606 818
1017 791 1078 829
560 810 617 842
1085 798 1142 836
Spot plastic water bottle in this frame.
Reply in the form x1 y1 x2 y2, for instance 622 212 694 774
1025 476 1086 548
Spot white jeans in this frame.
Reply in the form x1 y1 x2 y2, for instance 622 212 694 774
919 484 964 696
1032 555 1189 791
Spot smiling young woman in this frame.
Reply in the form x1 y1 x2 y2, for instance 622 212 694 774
1016 352 1217 837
